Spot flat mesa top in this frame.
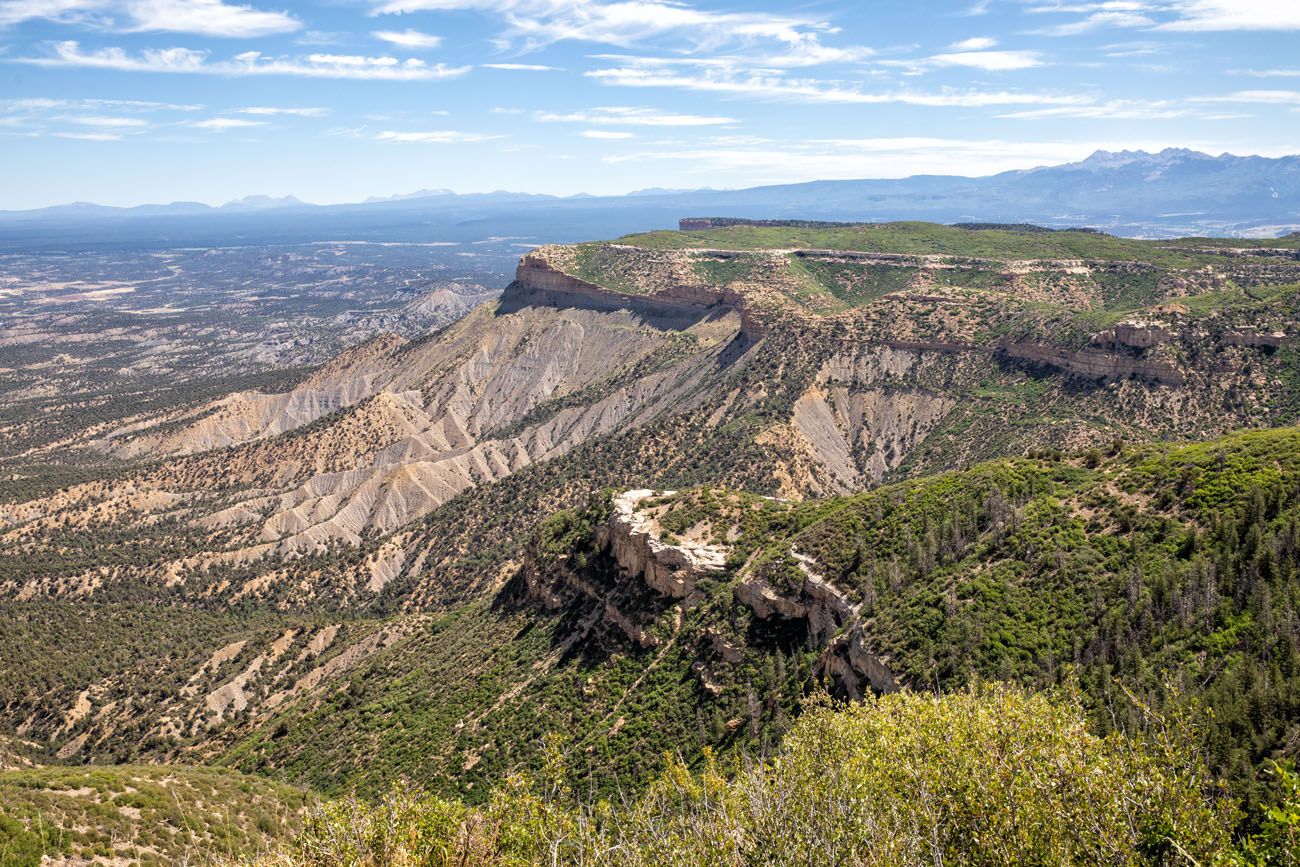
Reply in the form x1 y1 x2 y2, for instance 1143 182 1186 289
533 222 1300 316
610 221 1300 262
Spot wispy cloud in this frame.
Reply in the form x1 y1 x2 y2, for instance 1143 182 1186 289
372 27 442 48
236 106 331 116
536 105 735 126
0 95 200 137
1196 89 1300 104
484 62 559 70
1028 9 1154 36
1101 40 1165 57
1 96 202 111
369 0 871 67
1025 0 1300 34
18 40 473 79
1238 68 1300 78
949 36 998 50
0 0 301 37
1158 0 1300 32
191 116 267 130
873 36 1046 72
925 48 1044 70
61 114 149 126
375 129 503 143
52 130 124 140
581 129 634 139
585 60 1084 106
999 98 1243 119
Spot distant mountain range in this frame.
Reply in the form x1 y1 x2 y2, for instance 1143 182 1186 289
2 149 1297 249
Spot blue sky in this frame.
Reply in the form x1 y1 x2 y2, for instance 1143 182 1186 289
1 0 1298 208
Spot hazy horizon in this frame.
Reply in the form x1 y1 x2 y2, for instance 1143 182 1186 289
5 145 1300 212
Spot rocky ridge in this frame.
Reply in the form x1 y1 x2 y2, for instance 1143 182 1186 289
524 488 898 699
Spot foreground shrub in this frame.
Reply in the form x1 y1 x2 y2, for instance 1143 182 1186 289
1228 764 1300 867
249 683 1241 866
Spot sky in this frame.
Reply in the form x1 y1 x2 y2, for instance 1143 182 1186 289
1 0 1299 208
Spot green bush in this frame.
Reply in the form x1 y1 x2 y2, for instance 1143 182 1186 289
249 683 1239 866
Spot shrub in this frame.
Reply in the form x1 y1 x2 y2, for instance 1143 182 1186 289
247 683 1239 866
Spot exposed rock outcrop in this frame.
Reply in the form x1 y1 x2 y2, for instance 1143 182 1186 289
509 249 765 339
732 550 896 698
817 626 898 699
999 341 1186 386
522 487 898 701
1090 320 1175 350
596 490 729 599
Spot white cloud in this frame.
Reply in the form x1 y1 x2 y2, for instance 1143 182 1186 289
1029 10 1154 35
0 96 199 135
1196 89 1300 104
925 49 1045 70
1 96 201 111
19 41 473 79
191 116 266 129
375 129 503 142
296 30 349 45
372 27 442 48
581 129 634 139
0 0 300 36
1026 0 1300 33
0 0 100 28
585 62 1084 106
52 130 123 140
1101 40 1164 56
1158 0 1300 31
123 0 299 36
369 0 870 67
237 105 330 116
536 105 735 126
1240 68 1300 78
998 98 1243 119
484 62 559 70
62 114 148 126
950 36 998 50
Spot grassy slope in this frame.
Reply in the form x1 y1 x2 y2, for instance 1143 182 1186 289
0 763 307 866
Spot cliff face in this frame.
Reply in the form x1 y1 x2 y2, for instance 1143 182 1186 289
998 341 1186 386
508 250 764 337
596 489 729 599
523 488 898 700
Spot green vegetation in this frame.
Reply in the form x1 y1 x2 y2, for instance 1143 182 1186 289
788 257 919 307
616 221 1300 265
246 684 1251 866
0 763 306 866
635 429 1300 815
208 428 1300 841
0 603 344 764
